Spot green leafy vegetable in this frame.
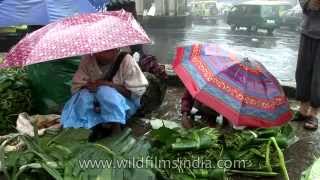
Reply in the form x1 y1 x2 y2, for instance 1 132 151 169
1 128 156 180
1 119 297 180
0 68 32 134
150 123 296 180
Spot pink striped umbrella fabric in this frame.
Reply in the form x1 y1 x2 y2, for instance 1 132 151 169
172 44 292 128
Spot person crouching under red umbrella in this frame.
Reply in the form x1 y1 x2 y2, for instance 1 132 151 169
181 90 228 129
61 49 148 141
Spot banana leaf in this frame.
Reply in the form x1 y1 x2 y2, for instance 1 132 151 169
151 126 220 151
172 128 219 150
1 128 156 180
192 168 227 179
150 126 180 146
301 158 320 180
224 124 298 151
150 118 181 130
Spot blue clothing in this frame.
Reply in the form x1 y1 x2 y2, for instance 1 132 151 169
0 0 110 27
61 86 140 129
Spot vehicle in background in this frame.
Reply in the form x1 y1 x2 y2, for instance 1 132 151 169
280 5 303 31
189 0 219 25
227 0 291 34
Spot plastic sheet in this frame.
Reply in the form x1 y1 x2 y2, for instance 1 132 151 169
27 57 80 114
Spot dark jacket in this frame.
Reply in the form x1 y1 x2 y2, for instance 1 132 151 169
300 0 320 39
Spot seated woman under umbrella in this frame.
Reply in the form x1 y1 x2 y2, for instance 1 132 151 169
61 48 148 142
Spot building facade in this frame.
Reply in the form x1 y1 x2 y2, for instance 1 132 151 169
135 0 187 16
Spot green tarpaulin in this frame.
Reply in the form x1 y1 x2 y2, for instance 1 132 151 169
27 57 80 114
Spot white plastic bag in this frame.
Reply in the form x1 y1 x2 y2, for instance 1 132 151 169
16 113 61 136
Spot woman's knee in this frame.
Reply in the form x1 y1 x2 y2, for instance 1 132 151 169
77 89 94 103
96 86 123 103
97 86 119 97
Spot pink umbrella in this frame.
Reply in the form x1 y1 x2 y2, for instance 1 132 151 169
1 10 151 68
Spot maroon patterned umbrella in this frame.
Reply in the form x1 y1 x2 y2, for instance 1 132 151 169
172 44 292 128
1 10 151 68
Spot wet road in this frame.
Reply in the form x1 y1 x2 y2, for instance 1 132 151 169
143 20 300 83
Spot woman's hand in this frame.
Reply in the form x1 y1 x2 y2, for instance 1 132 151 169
94 80 131 97
95 80 113 87
85 81 98 92
85 80 114 92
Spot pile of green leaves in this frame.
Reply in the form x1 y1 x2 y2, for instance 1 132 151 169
1 128 156 180
0 68 32 134
1 121 297 180
150 124 296 180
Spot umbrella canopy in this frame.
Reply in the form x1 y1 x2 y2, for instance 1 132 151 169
1 10 151 68
0 0 110 27
172 44 292 128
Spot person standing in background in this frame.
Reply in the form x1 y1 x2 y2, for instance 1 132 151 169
295 0 320 130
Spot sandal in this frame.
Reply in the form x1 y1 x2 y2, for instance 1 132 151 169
304 117 318 131
293 112 310 122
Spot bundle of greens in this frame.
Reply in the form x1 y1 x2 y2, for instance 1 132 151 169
1 128 156 180
0 69 32 134
150 124 297 180
1 119 297 180
150 127 226 180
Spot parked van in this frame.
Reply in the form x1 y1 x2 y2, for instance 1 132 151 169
227 0 291 34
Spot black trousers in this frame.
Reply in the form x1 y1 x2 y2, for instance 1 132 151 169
296 34 320 108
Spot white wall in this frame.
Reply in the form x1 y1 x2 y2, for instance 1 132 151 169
135 0 144 15
134 0 187 16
